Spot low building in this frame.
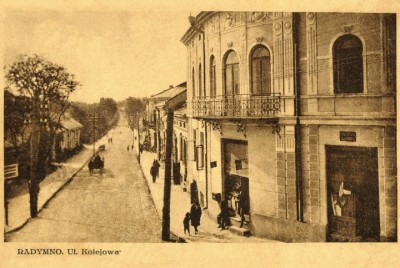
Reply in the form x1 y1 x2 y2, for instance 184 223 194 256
54 115 83 160
172 101 188 189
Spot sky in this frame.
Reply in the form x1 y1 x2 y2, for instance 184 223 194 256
3 8 192 103
3 1 393 104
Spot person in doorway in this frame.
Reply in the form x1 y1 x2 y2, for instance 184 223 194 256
190 202 202 234
131 145 133 151
183 212 191 236
239 191 249 228
127 145 129 151
218 200 230 230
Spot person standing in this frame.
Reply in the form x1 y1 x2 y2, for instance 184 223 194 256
218 200 230 230
150 164 157 183
183 212 191 236
153 159 160 178
190 202 202 234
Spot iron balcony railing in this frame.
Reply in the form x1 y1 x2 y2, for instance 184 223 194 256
191 93 281 119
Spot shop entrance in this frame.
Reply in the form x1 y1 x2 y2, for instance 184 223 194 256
326 145 380 241
222 139 250 223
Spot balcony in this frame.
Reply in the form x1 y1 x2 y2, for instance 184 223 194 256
191 93 281 119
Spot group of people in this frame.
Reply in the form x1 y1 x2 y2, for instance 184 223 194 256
126 145 134 151
183 202 202 235
107 137 113 144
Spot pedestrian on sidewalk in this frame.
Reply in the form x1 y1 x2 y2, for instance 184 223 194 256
150 165 157 183
190 202 202 234
183 212 191 236
153 159 160 178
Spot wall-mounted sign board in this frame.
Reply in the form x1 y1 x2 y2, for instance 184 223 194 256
340 131 356 142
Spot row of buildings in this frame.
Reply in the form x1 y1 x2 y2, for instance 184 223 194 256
144 12 397 242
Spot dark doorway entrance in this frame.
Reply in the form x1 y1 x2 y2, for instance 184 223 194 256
326 145 380 241
222 139 249 223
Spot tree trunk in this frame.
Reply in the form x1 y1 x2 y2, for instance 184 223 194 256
162 109 173 241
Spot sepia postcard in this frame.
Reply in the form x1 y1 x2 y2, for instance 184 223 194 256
1 0 399 267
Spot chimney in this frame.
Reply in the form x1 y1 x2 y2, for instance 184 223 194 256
169 85 174 89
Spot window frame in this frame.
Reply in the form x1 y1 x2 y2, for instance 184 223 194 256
333 34 364 94
192 67 196 98
210 56 217 97
223 50 240 97
250 45 272 96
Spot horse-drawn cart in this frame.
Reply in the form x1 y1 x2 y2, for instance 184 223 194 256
88 155 104 174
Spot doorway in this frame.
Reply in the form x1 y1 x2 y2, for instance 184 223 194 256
326 145 380 241
222 139 249 220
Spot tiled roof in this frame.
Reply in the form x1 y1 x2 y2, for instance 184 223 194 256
150 82 187 100
60 116 83 130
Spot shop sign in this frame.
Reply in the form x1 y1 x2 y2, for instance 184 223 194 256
340 131 356 142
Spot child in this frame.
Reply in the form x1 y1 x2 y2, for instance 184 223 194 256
183 212 191 236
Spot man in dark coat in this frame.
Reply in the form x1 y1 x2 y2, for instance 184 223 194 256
190 202 202 234
150 165 157 183
218 200 230 230
153 159 160 178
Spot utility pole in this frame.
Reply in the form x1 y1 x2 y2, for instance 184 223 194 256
162 108 173 241
29 90 49 218
90 113 98 156
137 112 141 163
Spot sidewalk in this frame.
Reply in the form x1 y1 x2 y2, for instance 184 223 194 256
4 135 109 233
139 151 279 243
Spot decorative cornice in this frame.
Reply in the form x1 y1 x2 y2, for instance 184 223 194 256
256 36 264 43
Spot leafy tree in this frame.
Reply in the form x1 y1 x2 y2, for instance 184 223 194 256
5 54 80 178
125 97 146 127
4 89 31 149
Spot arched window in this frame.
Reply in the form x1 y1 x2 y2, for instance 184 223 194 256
192 67 196 98
210 56 217 97
251 45 271 95
224 50 240 96
333 34 363 93
199 63 202 97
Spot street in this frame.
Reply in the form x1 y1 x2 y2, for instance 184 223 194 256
5 117 161 242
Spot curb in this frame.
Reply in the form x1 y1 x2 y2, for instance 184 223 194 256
4 152 94 235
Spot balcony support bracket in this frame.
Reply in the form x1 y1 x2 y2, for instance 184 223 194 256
272 120 281 138
208 120 222 135
233 120 247 138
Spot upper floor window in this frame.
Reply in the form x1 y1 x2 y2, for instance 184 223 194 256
224 50 240 96
199 63 203 97
251 45 271 95
333 34 363 94
210 56 217 97
192 67 196 98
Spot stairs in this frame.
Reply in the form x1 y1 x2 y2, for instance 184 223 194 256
228 215 251 237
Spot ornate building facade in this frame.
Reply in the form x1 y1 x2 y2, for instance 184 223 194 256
181 12 396 242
